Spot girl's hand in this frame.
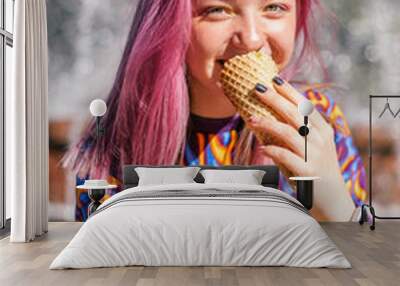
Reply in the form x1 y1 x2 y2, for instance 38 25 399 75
248 77 354 221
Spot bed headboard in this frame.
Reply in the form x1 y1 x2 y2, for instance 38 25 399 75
122 165 280 190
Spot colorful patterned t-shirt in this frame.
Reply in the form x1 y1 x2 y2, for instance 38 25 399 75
184 113 244 166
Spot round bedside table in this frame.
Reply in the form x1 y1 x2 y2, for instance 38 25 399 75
77 180 118 216
289 177 320 210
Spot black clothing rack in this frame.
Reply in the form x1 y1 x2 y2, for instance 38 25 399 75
360 95 400 230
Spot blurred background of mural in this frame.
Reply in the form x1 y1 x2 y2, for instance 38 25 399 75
47 0 134 220
47 0 400 221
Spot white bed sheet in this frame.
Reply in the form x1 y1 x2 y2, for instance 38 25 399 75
50 183 350 269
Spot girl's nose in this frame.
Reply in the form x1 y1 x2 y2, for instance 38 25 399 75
231 15 268 54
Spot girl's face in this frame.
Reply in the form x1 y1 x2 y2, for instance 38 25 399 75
186 0 297 94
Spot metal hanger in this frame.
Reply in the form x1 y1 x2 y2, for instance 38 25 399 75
378 97 395 118
394 107 400 118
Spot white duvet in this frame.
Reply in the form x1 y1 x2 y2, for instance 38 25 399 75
50 183 351 269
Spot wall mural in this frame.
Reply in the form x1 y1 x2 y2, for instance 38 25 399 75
47 0 400 222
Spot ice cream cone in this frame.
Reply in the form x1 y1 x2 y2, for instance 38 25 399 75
220 50 295 182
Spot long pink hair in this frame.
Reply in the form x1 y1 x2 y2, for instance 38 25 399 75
64 0 329 180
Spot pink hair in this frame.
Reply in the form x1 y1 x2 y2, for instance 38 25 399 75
282 0 332 81
64 0 331 179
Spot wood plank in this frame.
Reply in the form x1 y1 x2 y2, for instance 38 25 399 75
0 222 399 285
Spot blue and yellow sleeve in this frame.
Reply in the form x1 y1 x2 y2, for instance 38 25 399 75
305 89 367 206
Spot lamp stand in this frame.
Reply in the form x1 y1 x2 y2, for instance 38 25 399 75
95 116 101 170
305 133 307 162
87 116 104 217
298 116 310 163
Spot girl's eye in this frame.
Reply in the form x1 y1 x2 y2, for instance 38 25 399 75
264 4 286 14
198 3 288 19
202 6 228 16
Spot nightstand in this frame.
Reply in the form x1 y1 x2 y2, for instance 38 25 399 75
289 177 320 210
77 180 117 216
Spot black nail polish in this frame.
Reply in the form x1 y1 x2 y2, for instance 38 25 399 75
255 83 267 93
273 76 284 85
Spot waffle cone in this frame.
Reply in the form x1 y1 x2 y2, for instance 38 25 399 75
220 50 294 181
219 50 285 145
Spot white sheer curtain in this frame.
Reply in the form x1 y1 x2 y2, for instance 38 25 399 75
8 0 49 242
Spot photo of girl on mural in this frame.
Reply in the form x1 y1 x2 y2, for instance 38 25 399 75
64 0 367 222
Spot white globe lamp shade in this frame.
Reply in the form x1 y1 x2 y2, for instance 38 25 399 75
90 99 107 117
298 99 314 116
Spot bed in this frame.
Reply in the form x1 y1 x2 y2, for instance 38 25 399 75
50 165 350 269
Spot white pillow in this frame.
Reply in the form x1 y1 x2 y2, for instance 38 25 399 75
200 169 266 185
135 167 200 186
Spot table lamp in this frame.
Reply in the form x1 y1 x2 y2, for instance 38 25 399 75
77 99 117 216
288 99 318 210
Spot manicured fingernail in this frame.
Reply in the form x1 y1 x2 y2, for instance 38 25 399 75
255 83 267 93
273 76 284 86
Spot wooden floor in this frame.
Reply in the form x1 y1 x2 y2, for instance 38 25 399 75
0 222 399 286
